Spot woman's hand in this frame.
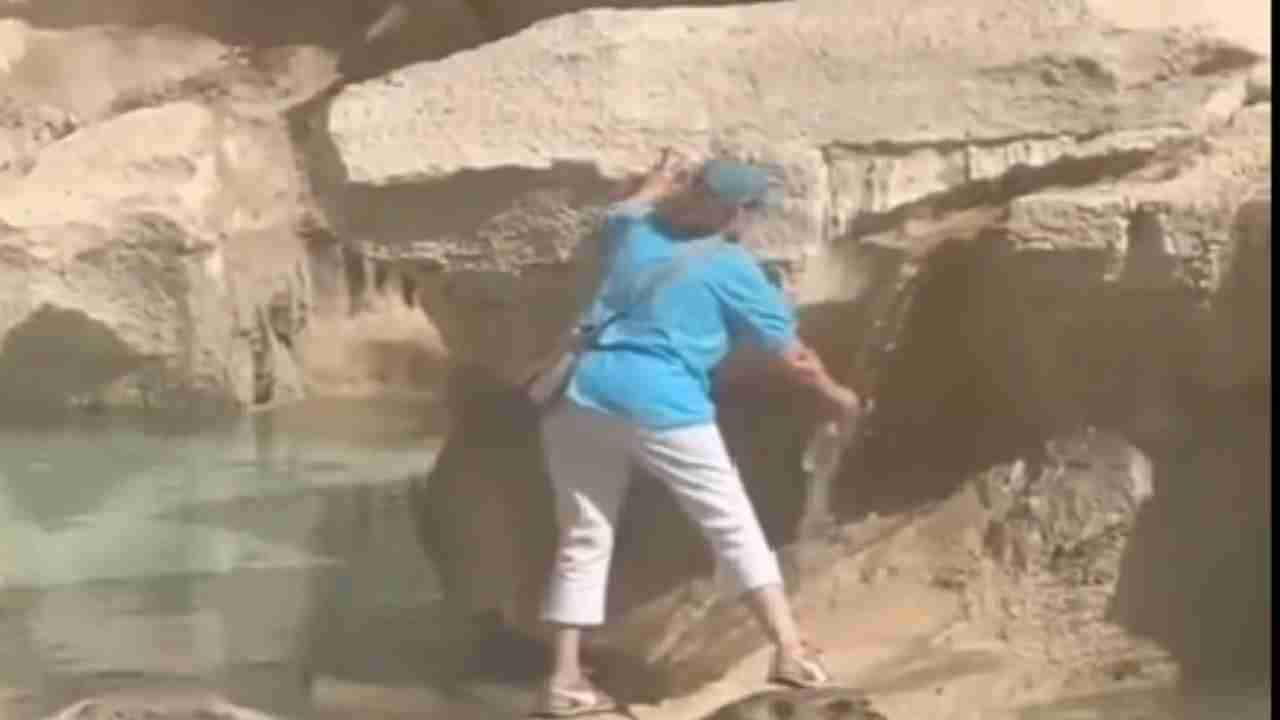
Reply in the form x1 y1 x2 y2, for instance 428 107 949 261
773 342 867 425
618 148 694 206
818 384 864 425
647 148 693 193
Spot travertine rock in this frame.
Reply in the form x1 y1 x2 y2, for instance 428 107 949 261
0 18 229 123
0 101 310 411
0 93 76 185
0 1 1270 717
0 213 252 411
0 101 300 233
1000 103 1271 295
325 2 1255 185
308 0 1265 382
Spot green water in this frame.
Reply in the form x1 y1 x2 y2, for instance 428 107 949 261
0 401 1267 720
0 399 449 718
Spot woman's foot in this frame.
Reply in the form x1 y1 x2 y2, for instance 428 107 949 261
533 677 620 718
767 642 831 689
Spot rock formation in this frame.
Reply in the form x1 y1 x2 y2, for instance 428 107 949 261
0 0 1270 717
44 693 280 720
372 0 1270 705
700 688 887 720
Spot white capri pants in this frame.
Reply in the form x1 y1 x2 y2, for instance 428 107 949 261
540 402 783 626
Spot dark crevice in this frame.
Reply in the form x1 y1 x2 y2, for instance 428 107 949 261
251 309 275 406
343 245 367 314
823 129 1106 158
303 227 348 316
1116 203 1181 289
402 273 418 308
0 305 145 415
1189 43 1266 77
461 0 780 42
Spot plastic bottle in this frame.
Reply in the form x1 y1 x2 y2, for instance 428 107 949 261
802 420 843 477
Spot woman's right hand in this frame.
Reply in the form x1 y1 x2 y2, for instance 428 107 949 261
641 148 694 196
820 384 857 418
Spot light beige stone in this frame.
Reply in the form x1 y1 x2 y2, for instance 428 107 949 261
0 214 250 410
1002 103 1271 294
0 102 302 236
325 1 1253 185
310 0 1266 357
1086 0 1271 57
0 19 228 123
0 100 316 410
0 94 77 183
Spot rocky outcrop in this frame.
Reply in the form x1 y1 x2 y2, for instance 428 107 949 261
304 2 1273 711
0 94 76 186
701 689 887 720
0 13 472 411
969 433 1163 677
45 693 280 720
308 0 1265 382
0 213 253 412
0 0 1271 716
647 433 1165 697
0 19 230 122
324 3 1253 182
0 99 310 411
2 0 1268 406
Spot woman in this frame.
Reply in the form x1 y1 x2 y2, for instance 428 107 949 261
535 151 861 716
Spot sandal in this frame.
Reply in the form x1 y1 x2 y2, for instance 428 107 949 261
533 678 620 718
767 642 832 689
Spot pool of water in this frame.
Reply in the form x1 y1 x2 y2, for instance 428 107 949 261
0 398 453 719
0 399 1267 720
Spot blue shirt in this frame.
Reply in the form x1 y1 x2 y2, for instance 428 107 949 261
565 205 799 429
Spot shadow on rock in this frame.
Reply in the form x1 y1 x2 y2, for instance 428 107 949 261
701 688 887 720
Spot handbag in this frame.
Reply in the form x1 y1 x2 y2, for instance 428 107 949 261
522 237 724 410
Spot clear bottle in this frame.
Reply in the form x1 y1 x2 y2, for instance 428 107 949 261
802 420 843 477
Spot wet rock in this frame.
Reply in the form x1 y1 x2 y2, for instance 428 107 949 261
701 688 888 720
409 366 554 623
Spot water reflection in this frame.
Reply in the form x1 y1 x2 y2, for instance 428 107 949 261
0 398 447 719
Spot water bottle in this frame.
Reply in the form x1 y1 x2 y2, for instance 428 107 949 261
798 415 839 476
799 399 870 537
